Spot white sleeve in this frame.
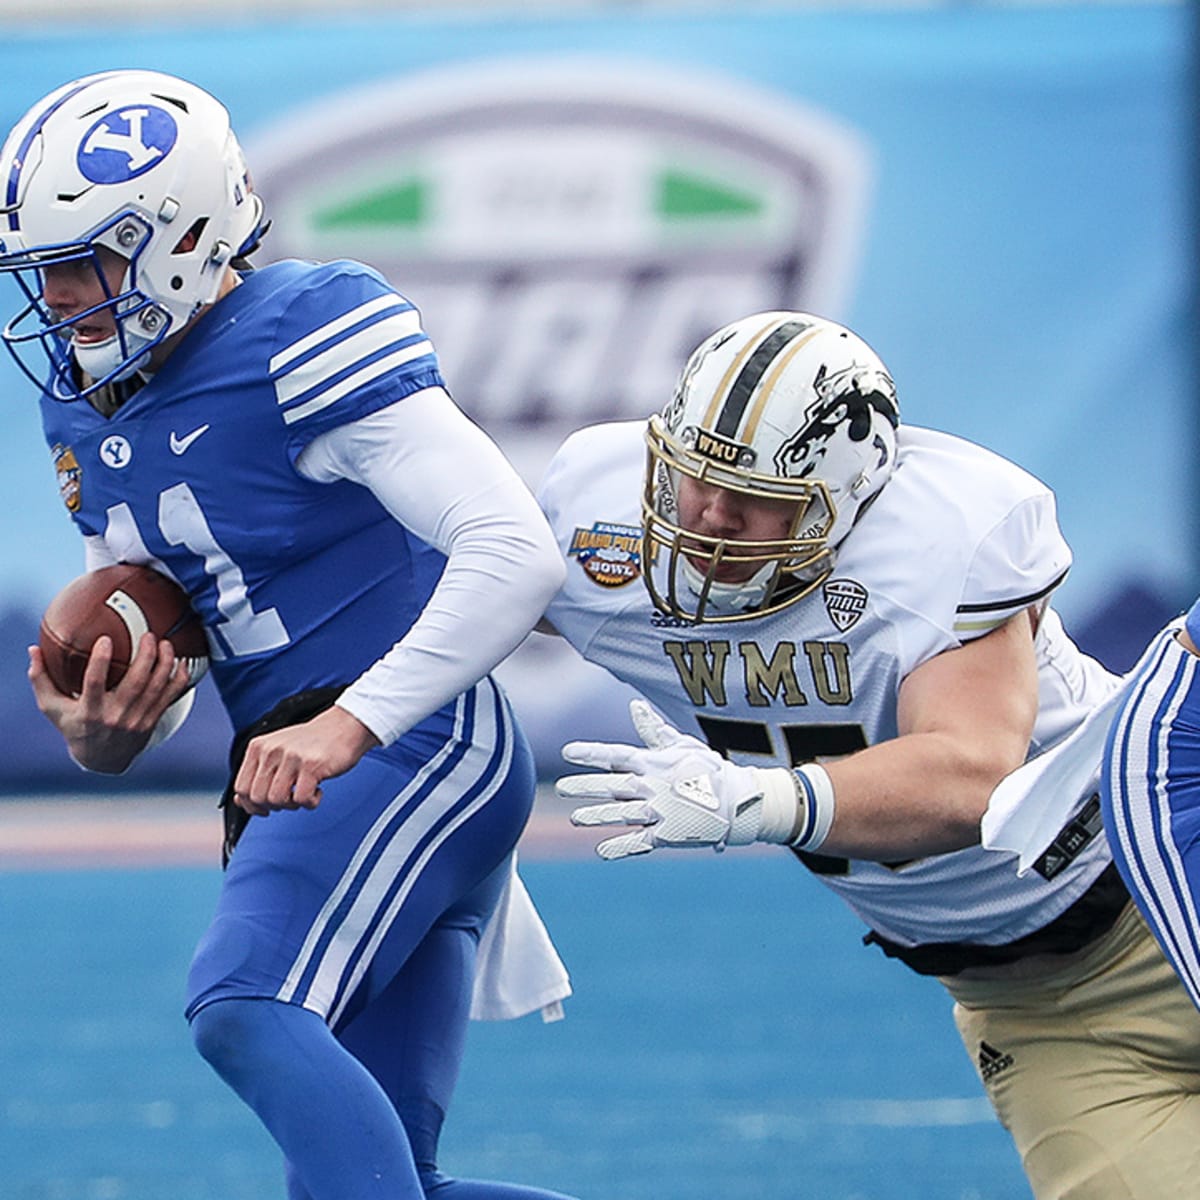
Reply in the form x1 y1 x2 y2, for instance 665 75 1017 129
83 534 118 570
958 490 1071 637
295 386 566 745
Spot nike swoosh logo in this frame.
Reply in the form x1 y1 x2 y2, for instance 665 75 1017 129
169 424 211 455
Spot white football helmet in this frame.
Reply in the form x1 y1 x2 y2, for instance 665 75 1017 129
643 311 900 623
0 69 267 401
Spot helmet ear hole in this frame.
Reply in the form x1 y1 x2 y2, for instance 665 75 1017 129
171 218 207 255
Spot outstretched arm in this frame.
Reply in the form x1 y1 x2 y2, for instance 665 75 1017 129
561 610 1038 863
820 608 1038 859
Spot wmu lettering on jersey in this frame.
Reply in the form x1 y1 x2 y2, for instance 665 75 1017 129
664 638 852 708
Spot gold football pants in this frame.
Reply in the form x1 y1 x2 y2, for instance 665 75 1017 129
943 902 1200 1199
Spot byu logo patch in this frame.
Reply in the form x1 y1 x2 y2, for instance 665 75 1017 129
77 105 177 184
99 434 133 469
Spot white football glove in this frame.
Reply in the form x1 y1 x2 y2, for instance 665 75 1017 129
557 699 771 859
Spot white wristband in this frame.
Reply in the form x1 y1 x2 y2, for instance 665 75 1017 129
789 763 836 851
753 767 804 843
752 763 835 850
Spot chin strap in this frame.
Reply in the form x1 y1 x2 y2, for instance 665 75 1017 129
679 555 775 617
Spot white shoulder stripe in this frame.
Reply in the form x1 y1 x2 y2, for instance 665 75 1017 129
282 337 434 425
274 309 424 407
268 293 409 374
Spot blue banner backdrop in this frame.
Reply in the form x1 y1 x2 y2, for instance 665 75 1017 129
0 3 1192 790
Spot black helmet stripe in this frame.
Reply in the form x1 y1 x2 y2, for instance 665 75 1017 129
713 318 813 438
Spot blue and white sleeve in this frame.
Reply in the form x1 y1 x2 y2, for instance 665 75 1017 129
295 387 566 744
268 262 445 450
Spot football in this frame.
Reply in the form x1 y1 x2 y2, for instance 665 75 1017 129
39 563 210 696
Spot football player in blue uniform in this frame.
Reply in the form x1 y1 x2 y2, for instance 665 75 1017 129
985 596 1200 1027
1100 603 1200 1010
0 70 575 1200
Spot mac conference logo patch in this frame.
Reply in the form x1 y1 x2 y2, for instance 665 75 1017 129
568 521 643 588
249 59 871 439
823 578 868 632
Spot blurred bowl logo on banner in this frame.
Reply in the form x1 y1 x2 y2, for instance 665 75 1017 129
249 57 873 472
248 57 875 771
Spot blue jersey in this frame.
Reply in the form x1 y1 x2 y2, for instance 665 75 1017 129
41 259 449 733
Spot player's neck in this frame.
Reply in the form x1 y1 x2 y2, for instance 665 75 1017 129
86 375 142 417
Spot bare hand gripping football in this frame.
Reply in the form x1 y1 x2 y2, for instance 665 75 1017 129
39 564 209 695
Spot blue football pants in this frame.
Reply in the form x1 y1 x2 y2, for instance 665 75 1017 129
187 682 576 1199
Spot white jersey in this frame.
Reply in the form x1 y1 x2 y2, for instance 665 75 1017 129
539 420 1122 949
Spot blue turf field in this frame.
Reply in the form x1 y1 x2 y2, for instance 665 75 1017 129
0 850 1030 1199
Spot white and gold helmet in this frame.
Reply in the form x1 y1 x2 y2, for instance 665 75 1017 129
643 311 900 623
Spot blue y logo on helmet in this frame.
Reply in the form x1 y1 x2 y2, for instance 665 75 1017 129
77 104 177 184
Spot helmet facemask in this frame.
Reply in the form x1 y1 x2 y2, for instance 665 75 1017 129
642 415 837 623
3 215 169 400
641 312 900 624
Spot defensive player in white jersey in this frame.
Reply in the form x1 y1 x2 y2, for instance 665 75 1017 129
0 71 575 1200
541 311 1200 1198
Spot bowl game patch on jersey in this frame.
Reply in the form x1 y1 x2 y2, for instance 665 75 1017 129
568 521 643 588
52 443 82 513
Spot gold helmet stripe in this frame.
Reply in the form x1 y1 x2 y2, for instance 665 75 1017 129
711 317 815 439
